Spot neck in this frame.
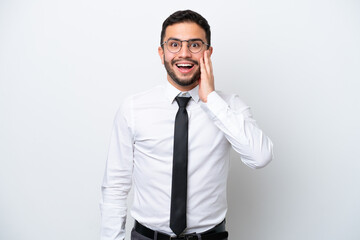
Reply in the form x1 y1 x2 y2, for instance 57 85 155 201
167 77 198 92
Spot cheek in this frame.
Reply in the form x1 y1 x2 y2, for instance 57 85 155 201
193 54 203 64
163 53 175 65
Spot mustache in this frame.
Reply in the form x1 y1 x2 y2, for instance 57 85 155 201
171 59 199 65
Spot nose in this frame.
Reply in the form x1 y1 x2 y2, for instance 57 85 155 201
178 43 192 58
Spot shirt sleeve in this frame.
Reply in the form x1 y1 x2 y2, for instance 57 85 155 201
201 91 273 169
100 98 134 240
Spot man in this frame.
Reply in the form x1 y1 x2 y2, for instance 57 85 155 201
100 10 273 240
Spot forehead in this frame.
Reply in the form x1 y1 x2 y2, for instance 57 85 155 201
164 22 206 41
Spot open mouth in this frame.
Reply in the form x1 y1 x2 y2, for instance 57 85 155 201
175 63 195 73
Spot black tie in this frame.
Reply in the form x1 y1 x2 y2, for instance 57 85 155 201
170 96 191 236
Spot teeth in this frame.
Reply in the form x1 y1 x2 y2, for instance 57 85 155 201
177 64 193 67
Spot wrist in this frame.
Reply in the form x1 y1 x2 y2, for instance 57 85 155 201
202 90 215 103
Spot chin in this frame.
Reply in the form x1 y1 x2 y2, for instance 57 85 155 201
173 77 198 87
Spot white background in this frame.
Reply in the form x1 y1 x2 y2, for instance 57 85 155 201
1 0 359 239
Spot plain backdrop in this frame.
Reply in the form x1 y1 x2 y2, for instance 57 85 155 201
1 0 359 239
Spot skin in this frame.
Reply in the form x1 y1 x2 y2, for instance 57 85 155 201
158 22 214 102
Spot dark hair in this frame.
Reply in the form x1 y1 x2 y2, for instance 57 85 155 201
160 10 211 47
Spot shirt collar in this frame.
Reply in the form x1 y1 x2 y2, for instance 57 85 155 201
165 81 200 104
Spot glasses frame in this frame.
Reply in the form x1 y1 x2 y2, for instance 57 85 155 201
161 38 210 54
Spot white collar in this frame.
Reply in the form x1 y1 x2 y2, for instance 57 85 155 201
165 81 200 104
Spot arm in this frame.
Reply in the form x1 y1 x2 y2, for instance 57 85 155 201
199 50 273 168
203 92 273 168
100 99 134 240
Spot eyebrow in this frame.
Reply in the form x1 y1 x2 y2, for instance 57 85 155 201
167 37 204 42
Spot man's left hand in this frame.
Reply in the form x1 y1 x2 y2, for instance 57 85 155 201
198 50 214 102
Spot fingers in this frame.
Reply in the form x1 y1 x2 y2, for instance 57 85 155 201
198 50 215 102
199 50 213 82
203 50 209 69
203 50 213 75
200 55 204 72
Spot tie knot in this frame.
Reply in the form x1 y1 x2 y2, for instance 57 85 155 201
175 96 191 108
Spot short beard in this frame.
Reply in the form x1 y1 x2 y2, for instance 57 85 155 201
164 57 200 87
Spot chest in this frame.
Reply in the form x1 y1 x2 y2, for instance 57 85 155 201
132 104 226 154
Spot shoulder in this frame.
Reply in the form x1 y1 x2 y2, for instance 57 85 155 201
117 85 165 116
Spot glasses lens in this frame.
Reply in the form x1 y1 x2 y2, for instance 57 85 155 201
188 40 203 53
167 40 181 53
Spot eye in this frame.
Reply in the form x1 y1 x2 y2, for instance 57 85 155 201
190 42 200 48
170 41 180 48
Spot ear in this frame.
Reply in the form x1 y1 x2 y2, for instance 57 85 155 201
208 46 213 56
158 46 164 65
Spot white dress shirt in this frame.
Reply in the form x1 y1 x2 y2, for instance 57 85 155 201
100 82 273 240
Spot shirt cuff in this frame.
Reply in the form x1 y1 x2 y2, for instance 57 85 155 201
200 91 229 119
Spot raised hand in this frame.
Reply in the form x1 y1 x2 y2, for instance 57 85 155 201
198 50 215 102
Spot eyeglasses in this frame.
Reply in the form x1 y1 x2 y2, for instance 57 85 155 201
161 38 210 54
